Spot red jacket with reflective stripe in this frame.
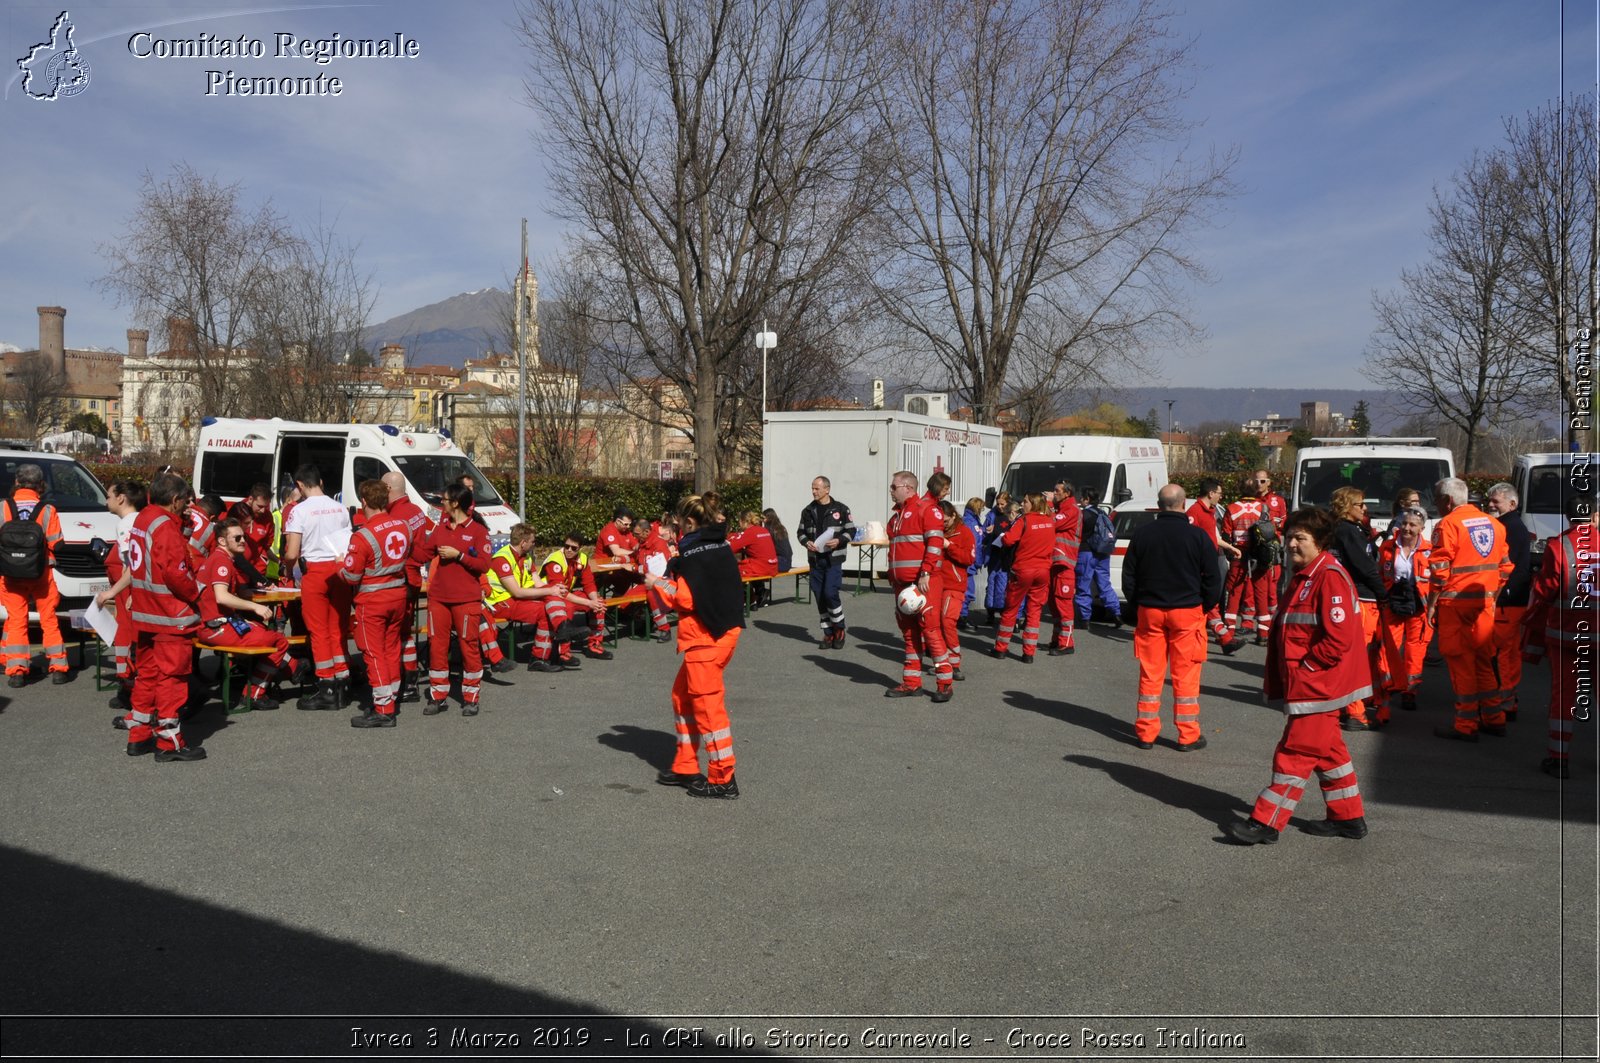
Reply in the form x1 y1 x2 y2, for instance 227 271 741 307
1052 497 1082 566
129 507 201 636
1265 551 1371 716
1524 523 1598 656
386 496 433 588
1002 512 1056 570
941 522 976 586
887 494 945 586
341 514 412 606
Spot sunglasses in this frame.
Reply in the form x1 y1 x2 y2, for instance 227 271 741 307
563 544 580 552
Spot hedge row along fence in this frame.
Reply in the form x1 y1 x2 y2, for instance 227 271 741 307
82 464 1515 538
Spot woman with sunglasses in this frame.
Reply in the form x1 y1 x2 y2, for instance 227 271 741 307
196 518 291 712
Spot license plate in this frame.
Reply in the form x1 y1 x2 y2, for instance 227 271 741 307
87 583 110 593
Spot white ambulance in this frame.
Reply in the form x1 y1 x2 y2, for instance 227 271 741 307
1512 452 1598 558
192 419 519 537
1291 438 1455 535
999 436 1167 509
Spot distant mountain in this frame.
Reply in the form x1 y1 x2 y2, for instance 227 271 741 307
362 288 510 368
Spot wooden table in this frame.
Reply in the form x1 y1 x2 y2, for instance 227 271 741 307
852 540 890 596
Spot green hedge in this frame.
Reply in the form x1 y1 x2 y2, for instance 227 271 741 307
86 462 193 486
487 475 763 540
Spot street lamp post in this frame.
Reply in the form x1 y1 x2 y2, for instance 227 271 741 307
755 321 778 415
1165 399 1175 443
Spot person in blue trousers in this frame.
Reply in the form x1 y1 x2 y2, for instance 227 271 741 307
981 491 1015 626
1074 487 1122 625
959 496 987 630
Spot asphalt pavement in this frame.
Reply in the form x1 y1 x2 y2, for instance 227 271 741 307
1 588 1594 1060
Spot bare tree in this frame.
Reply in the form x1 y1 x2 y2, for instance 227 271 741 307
517 0 887 490
2 352 71 439
1363 153 1545 472
1501 95 1599 451
870 0 1234 424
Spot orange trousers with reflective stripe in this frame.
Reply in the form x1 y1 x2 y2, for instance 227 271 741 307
0 574 66 676
670 628 740 784
1378 608 1430 697
1487 604 1525 715
1132 605 1206 745
1249 710 1364 830
1344 602 1387 724
1437 602 1501 733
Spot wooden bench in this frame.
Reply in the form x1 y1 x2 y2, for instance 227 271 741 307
741 567 811 613
194 634 309 714
603 589 652 645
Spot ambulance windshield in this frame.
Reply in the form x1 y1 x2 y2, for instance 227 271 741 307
392 455 504 507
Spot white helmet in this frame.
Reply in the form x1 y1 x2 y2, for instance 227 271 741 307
896 584 927 616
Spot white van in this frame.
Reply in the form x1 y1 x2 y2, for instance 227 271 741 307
0 450 118 619
1512 452 1598 557
999 436 1166 509
193 419 519 537
1292 438 1455 535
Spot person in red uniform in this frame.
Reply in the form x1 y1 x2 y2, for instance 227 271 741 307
886 470 953 701
416 483 491 714
0 463 69 685
1221 470 1290 643
542 534 610 664
938 500 975 682
484 523 573 672
1122 484 1222 751
993 493 1055 664
595 506 640 596
1047 481 1082 655
1227 507 1370 844
99 480 147 724
197 518 289 712
1187 478 1244 655
124 472 207 761
282 463 354 710
1376 506 1432 714
380 471 431 701
643 494 746 799
343 479 413 727
730 509 779 607
1523 491 1597 779
226 484 278 573
185 494 224 563
638 520 678 640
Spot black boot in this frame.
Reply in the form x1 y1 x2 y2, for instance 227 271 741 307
296 680 340 711
397 675 421 703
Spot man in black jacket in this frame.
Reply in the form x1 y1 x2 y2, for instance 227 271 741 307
1121 484 1223 752
1485 482 1533 721
797 476 856 649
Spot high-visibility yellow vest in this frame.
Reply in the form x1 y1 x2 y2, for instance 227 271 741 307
267 509 285 579
485 544 536 606
540 547 590 583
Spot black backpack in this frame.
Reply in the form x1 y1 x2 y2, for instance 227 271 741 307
1250 512 1282 566
0 497 50 580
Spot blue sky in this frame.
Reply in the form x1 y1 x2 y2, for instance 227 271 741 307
1 0 1595 392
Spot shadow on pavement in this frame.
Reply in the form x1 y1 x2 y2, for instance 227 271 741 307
0 845 783 1058
1002 690 1133 745
1064 753 1255 828
802 654 894 689
597 723 676 772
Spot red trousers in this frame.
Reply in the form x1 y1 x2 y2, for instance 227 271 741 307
128 632 195 751
670 629 740 783
1379 607 1431 697
489 597 570 661
1223 559 1254 635
1049 565 1076 648
198 621 289 701
113 592 136 684
1226 561 1280 638
1538 636 1583 762
1132 605 1206 744
893 578 951 689
938 585 962 673
301 561 352 680
0 574 66 676
1437 603 1501 734
647 586 673 632
401 587 421 679
354 597 406 715
996 565 1047 657
1487 604 1525 715
428 598 483 704
1250 711 1365 830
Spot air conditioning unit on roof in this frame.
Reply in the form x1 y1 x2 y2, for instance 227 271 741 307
903 392 948 419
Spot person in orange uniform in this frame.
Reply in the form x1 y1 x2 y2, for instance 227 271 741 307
0 464 68 685
342 479 413 728
886 470 953 700
1227 507 1370 844
1048 481 1082 655
281 464 354 711
1376 506 1432 714
1428 477 1513 741
937 500 975 681
1327 486 1389 730
99 480 146 722
196 518 289 712
1121 484 1222 751
1522 491 1597 779
124 472 207 761
1484 482 1533 722
1187 477 1243 655
993 493 1056 663
417 484 491 715
644 494 746 799
730 510 779 608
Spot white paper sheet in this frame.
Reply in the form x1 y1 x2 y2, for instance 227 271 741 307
82 596 119 646
645 553 668 577
814 526 840 550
